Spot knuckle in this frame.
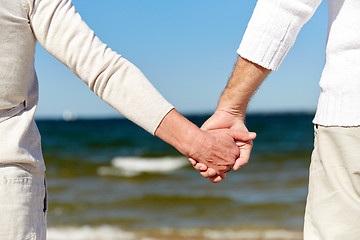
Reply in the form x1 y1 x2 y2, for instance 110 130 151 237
218 165 229 171
224 158 236 165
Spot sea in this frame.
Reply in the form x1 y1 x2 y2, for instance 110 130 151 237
37 112 315 240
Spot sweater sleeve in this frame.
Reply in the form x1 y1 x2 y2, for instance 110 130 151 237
28 0 174 134
238 0 322 71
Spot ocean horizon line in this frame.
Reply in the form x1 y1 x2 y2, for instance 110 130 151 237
35 110 316 122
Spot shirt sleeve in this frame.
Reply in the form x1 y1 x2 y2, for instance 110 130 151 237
238 0 322 71
28 0 174 134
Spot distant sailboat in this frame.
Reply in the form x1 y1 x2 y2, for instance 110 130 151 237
62 110 77 121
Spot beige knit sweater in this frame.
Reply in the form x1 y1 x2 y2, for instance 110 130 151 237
0 0 173 170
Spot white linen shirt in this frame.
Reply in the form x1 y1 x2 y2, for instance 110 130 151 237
238 0 360 127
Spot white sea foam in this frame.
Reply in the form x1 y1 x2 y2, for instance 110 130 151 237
47 226 302 240
48 225 135 240
97 156 188 177
202 229 302 239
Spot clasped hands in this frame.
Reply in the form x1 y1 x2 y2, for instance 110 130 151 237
187 110 256 183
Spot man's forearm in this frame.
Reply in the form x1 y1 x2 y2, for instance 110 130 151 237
217 57 271 119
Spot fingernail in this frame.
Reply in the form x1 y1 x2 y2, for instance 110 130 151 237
200 165 207 171
249 132 256 138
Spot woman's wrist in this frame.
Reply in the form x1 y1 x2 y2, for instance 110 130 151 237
154 109 202 157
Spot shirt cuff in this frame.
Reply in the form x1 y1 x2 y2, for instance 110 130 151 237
237 22 293 72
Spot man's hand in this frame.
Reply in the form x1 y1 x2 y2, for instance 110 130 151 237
202 110 254 170
189 56 270 183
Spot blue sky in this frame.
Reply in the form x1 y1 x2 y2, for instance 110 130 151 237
35 0 329 119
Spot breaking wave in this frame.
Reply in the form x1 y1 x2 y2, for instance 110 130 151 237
97 156 188 177
47 225 302 240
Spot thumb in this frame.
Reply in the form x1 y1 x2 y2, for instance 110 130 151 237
230 130 256 142
201 117 215 131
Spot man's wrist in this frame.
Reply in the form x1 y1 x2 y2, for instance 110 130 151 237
215 57 271 120
216 84 249 121
216 93 247 120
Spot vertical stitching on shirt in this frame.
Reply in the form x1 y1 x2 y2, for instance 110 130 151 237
257 0 283 65
257 0 279 63
260 0 289 66
276 21 293 65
